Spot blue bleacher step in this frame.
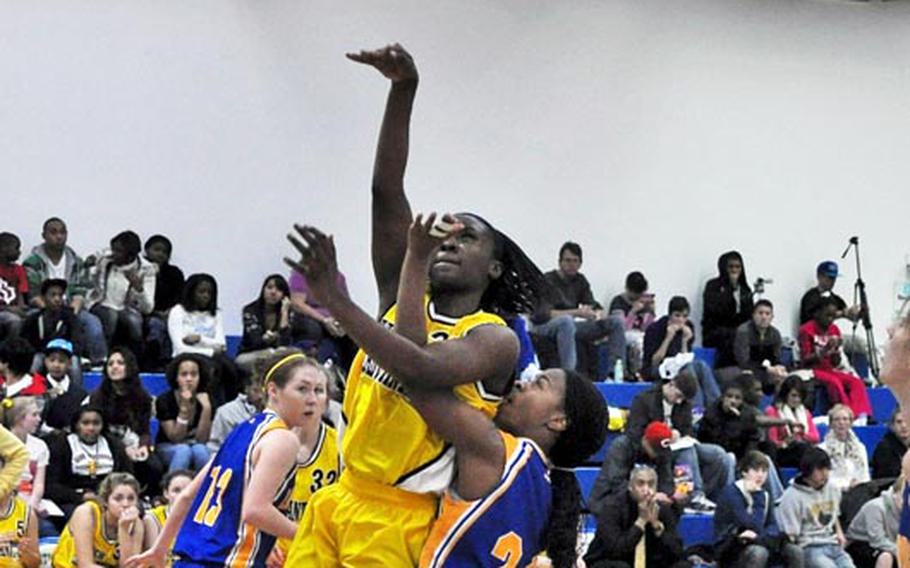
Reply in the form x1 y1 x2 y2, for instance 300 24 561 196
83 371 169 397
595 382 649 408
596 381 897 424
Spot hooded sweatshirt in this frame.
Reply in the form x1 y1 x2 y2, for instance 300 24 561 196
846 488 900 555
84 250 157 315
777 477 842 547
22 244 90 300
702 251 753 364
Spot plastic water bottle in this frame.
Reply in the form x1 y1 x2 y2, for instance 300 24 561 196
613 359 624 383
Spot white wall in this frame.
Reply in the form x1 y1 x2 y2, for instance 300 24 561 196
3 0 910 344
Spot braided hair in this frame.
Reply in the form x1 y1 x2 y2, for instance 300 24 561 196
546 369 609 567
459 213 550 317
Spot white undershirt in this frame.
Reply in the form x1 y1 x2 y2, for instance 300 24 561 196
47 256 66 280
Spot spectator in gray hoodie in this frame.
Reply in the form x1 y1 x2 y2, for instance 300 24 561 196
845 477 902 568
778 447 856 568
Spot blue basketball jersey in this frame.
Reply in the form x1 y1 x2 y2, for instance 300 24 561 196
419 432 552 567
173 411 295 567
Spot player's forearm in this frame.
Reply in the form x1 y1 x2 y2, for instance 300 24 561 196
242 506 297 541
372 81 417 198
394 251 429 346
323 290 478 388
323 291 437 382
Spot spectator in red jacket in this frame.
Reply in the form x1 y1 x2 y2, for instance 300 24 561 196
799 297 872 421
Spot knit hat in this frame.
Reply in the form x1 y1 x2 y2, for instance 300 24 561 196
643 421 672 447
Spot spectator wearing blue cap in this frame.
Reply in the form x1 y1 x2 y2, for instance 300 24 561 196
40 339 89 434
799 261 861 325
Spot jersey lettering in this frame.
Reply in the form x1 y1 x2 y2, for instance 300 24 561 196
491 532 523 568
192 466 234 527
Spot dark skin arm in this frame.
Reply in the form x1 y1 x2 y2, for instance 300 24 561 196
284 225 518 391
346 44 418 315
408 387 505 499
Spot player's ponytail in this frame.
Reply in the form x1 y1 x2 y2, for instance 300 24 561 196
545 369 609 567
545 468 583 567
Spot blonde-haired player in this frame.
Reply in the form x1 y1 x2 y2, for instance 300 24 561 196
126 354 326 568
271 362 340 565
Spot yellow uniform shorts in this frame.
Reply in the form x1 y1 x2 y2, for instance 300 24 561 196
286 470 438 567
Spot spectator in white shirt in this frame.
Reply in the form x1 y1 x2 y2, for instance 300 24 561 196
167 274 238 408
85 231 157 361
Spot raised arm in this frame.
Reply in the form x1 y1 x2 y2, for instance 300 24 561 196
285 226 518 390
347 44 419 313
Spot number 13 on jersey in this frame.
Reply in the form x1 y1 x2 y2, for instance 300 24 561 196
193 466 234 527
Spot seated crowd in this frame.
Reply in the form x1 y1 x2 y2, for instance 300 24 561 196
0 220 894 567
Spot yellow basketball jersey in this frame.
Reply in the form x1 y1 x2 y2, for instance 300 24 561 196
148 505 175 567
277 422 340 553
342 299 506 493
53 501 119 568
149 505 167 531
0 497 30 568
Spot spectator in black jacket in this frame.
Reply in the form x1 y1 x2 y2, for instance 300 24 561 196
702 251 754 368
235 274 292 374
21 279 80 378
643 296 721 408
699 380 785 500
21 279 75 352
143 235 185 370
88 347 164 496
699 381 761 460
589 421 675 516
626 372 733 509
529 242 626 378
871 407 910 480
45 406 132 525
585 465 691 568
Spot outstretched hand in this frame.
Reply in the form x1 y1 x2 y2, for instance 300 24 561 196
284 225 341 307
407 213 462 261
346 43 418 83
124 546 167 568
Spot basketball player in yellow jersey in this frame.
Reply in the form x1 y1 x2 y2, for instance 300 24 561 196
53 473 143 568
0 490 38 568
143 470 194 566
284 44 548 567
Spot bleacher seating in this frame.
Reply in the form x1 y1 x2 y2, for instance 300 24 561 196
75 366 897 550
581 381 897 548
